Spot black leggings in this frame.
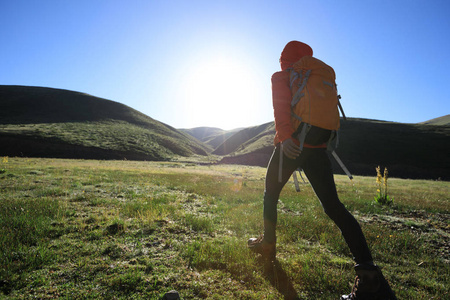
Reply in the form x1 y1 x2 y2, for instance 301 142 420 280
263 144 373 264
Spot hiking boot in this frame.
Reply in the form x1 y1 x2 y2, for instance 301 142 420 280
247 236 276 260
341 263 397 300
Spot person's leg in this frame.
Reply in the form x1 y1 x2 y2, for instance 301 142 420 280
263 144 300 243
341 262 398 299
300 148 373 264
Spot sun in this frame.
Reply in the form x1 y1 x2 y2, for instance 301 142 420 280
180 55 265 130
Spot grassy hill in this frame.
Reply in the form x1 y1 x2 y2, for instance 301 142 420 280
0 85 208 160
335 118 449 180
420 114 450 125
212 122 274 155
206 118 449 180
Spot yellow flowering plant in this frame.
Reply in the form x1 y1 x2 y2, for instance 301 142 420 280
374 166 393 205
0 156 8 174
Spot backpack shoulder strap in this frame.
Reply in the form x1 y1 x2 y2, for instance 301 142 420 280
290 69 311 108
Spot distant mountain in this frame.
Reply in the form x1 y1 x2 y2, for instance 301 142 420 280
180 127 225 142
179 127 242 150
0 85 208 160
420 114 450 126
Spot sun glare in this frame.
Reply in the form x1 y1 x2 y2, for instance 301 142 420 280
180 55 264 129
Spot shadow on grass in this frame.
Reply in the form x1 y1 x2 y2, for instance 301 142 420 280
262 258 300 300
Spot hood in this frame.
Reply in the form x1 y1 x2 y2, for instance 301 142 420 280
280 41 313 71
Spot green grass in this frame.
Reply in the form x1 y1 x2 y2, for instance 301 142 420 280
0 121 205 159
0 158 448 299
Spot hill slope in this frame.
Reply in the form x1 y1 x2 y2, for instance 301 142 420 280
420 114 450 126
0 85 208 160
335 118 449 179
216 118 449 180
212 122 274 155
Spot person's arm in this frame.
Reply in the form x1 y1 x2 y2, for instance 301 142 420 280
271 71 293 143
271 71 301 159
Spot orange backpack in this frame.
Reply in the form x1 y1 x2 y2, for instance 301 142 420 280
289 56 342 132
287 56 353 180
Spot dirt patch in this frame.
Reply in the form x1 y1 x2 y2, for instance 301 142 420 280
358 210 449 261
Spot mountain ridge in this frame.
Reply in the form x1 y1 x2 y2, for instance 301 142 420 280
1 85 448 180
184 118 449 180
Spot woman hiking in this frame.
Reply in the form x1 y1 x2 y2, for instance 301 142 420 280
247 41 397 300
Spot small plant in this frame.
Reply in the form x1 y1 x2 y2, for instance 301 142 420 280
374 166 393 205
0 156 8 173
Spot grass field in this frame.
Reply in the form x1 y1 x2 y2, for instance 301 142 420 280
0 157 448 299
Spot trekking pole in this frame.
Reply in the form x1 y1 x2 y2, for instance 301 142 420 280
337 95 347 121
278 143 284 183
331 151 353 180
298 169 307 183
292 171 301 192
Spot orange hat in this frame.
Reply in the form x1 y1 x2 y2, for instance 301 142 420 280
279 41 313 70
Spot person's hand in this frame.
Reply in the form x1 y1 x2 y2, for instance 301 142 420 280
281 138 301 159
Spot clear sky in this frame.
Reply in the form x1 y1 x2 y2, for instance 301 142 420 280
1 0 449 130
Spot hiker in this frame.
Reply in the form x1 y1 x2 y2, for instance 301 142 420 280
248 41 397 299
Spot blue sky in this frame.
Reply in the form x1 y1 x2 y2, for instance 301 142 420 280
1 0 449 130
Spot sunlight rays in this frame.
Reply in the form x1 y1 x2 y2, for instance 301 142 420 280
180 55 265 130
